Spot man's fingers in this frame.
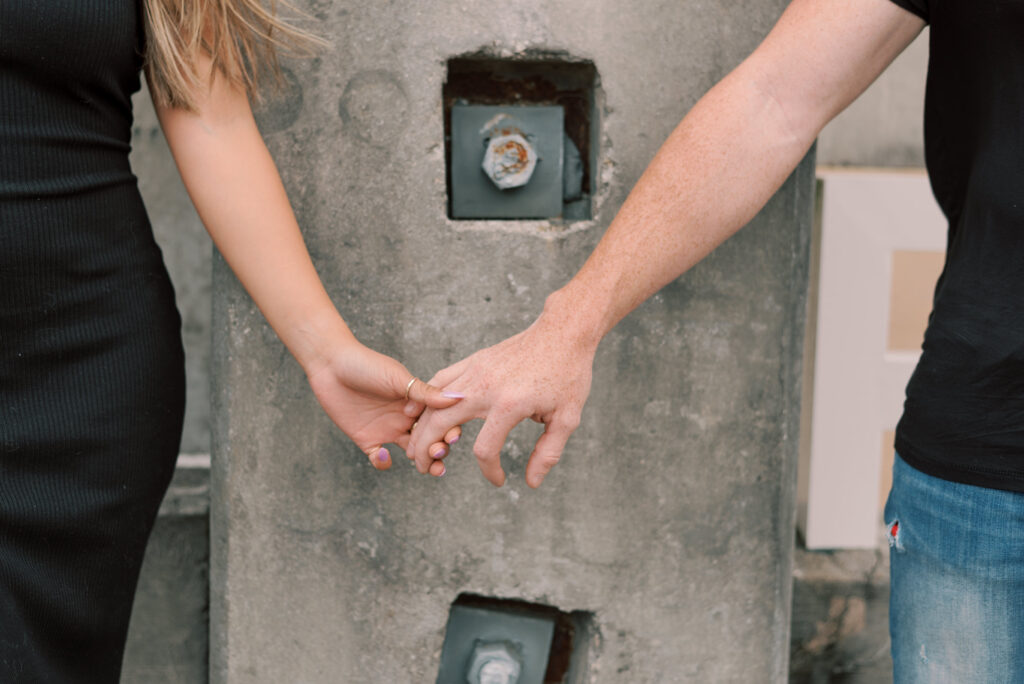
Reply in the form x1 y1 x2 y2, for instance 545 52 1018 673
365 445 391 470
472 412 520 487
524 414 578 488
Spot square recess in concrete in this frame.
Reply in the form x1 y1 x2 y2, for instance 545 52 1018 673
443 55 598 221
436 594 593 683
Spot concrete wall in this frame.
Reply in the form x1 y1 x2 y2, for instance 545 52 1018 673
817 30 927 167
211 2 813 682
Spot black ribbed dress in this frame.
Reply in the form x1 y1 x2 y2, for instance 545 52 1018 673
0 2 185 681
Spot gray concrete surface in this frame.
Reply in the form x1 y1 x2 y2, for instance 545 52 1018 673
123 461 210 684
817 30 928 168
211 2 813 682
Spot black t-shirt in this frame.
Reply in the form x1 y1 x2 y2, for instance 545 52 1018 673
886 0 1024 491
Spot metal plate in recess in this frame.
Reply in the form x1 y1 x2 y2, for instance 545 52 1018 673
450 105 564 220
436 604 555 683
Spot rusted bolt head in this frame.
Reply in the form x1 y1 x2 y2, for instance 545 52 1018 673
466 641 522 684
481 133 537 190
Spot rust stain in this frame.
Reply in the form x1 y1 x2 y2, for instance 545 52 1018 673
495 140 529 174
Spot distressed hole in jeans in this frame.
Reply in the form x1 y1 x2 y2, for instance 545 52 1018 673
886 519 904 551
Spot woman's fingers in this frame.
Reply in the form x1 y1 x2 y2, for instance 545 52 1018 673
444 425 461 445
409 378 466 407
404 423 463 475
411 403 477 472
365 445 391 470
403 377 466 418
403 360 471 416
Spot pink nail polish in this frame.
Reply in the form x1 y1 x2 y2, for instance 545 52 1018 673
447 435 460 445
440 465 447 477
442 391 466 399
377 448 388 463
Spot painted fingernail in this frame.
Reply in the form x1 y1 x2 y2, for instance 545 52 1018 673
442 391 466 399
433 448 447 459
440 465 447 477
447 435 460 445
377 448 388 463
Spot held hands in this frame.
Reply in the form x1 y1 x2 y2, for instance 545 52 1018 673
406 310 597 488
307 341 462 475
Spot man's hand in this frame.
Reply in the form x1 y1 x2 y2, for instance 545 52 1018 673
407 306 597 488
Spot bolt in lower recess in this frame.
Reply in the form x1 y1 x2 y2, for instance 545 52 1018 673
466 640 522 684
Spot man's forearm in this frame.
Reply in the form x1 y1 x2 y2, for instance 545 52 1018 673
543 0 925 345
544 64 815 344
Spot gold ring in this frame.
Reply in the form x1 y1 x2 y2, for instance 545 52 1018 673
404 377 417 401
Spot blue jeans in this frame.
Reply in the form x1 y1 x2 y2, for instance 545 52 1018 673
885 454 1024 683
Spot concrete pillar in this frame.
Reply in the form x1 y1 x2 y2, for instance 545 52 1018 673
211 1 814 681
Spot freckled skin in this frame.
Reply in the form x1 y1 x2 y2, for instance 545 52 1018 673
409 0 926 487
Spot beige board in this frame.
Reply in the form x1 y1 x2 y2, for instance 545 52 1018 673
888 250 945 352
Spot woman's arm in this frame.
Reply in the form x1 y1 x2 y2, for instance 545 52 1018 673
150 55 458 473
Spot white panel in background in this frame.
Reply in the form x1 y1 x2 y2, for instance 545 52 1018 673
802 169 946 549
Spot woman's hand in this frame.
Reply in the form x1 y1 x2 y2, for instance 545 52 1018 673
307 342 464 474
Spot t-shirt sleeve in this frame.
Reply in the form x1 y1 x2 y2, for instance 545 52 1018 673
886 0 928 21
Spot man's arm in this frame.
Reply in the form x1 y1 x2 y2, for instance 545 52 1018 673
409 0 926 487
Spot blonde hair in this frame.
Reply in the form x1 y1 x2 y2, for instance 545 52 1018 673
143 0 325 111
